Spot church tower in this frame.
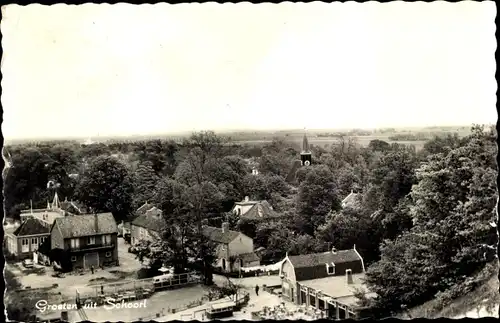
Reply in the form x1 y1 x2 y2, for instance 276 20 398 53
300 130 312 166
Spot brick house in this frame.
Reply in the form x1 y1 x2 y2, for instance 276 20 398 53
50 213 118 270
279 247 373 319
203 222 260 272
4 217 51 260
130 206 166 245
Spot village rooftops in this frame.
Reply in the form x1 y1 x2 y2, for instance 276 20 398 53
59 200 87 215
22 209 65 226
53 213 117 239
237 252 260 263
202 225 241 244
131 206 166 233
233 197 279 219
13 217 50 236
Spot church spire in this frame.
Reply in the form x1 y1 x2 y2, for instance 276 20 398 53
302 128 310 153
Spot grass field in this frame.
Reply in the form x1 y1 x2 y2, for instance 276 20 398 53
229 127 474 151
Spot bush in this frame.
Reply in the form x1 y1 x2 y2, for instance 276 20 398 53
136 267 161 279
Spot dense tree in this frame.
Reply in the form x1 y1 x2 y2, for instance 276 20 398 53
363 125 498 313
131 161 159 209
316 207 381 265
293 165 341 235
365 146 419 213
368 139 390 152
241 173 291 201
75 156 134 221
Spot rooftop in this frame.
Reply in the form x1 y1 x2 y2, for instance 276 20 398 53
131 207 166 232
300 273 372 305
202 226 241 244
13 217 51 236
236 200 280 219
341 192 361 208
288 249 362 269
53 213 117 238
31 211 65 225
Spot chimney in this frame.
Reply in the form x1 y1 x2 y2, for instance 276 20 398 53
346 269 354 284
222 222 229 233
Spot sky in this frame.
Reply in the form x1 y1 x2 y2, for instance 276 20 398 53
1 2 497 139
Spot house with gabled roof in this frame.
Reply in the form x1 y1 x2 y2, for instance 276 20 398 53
341 190 361 209
131 206 166 245
202 222 260 272
231 196 280 220
51 213 118 270
136 202 154 216
4 217 51 260
279 247 374 319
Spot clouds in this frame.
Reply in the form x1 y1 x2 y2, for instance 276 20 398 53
1 2 496 139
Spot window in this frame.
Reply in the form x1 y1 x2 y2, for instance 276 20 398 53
21 239 29 252
105 252 112 257
103 235 112 245
326 263 335 275
70 238 80 249
41 237 46 243
31 238 39 251
71 256 77 262
87 236 96 245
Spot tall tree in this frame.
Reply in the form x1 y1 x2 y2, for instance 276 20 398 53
76 156 134 221
294 165 340 235
132 161 159 209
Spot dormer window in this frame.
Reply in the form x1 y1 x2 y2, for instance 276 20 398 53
326 262 335 275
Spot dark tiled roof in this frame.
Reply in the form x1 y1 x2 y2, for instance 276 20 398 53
53 213 117 239
288 249 363 281
131 208 166 232
238 252 260 263
202 226 241 244
60 201 87 215
242 201 280 220
13 217 50 236
285 160 302 183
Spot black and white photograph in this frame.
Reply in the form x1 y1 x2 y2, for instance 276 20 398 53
1 1 498 322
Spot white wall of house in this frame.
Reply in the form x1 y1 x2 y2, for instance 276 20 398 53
280 258 297 282
131 225 157 245
232 204 254 216
228 233 254 256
